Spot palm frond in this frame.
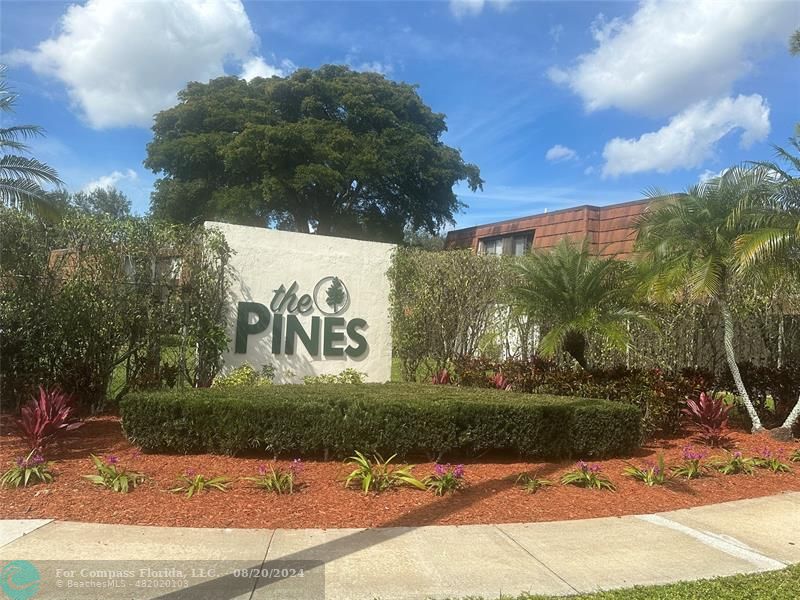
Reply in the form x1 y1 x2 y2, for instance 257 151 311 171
0 155 63 185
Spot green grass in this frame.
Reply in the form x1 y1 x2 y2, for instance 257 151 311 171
450 564 800 599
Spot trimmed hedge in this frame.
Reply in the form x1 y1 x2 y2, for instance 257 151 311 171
120 384 642 459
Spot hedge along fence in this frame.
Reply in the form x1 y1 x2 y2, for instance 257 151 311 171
389 247 800 378
120 384 642 459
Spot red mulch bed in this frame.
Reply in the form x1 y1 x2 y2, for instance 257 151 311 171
1 416 799 529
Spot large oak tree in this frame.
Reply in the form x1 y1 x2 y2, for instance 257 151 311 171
146 65 482 242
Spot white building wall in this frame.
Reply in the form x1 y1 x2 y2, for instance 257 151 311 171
208 222 395 383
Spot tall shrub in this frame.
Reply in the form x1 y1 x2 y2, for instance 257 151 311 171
0 209 231 409
388 248 516 381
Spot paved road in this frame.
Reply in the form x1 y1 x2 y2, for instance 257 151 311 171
1 492 798 599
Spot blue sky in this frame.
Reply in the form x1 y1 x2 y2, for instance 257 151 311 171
2 0 798 229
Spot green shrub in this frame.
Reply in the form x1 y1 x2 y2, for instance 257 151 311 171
212 364 273 387
303 368 366 385
120 384 642 459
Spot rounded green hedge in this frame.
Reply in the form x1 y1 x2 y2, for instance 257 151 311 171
120 383 642 459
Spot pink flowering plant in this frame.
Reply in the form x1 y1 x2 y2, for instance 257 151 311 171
84 454 146 493
753 448 792 473
672 446 708 480
624 454 669 486
424 463 466 496
515 472 552 493
561 461 615 490
170 469 230 498
0 449 54 488
714 451 756 475
245 459 303 494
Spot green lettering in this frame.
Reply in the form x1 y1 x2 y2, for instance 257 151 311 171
323 317 346 357
235 302 270 354
345 318 368 358
285 315 320 355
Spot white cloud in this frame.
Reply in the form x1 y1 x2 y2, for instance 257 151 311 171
351 61 394 76
602 94 770 177
10 0 279 128
545 144 578 162
548 0 795 115
240 56 294 81
449 0 512 18
698 168 728 184
83 169 138 192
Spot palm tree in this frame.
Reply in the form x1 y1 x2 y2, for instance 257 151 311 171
0 65 62 213
737 140 800 432
635 169 769 432
510 238 647 370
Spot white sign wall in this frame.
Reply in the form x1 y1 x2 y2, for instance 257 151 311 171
208 222 395 383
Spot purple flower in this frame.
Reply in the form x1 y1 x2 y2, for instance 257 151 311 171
681 446 706 461
15 456 25 468
30 453 45 466
453 464 465 479
290 459 303 475
106 455 119 465
257 464 267 476
185 468 196 477
434 463 447 477
733 451 743 459
131 450 141 460
759 447 773 459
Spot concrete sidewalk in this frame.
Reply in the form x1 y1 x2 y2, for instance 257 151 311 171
1 492 798 599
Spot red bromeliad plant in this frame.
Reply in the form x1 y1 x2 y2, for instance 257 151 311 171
489 372 511 391
17 386 83 451
431 369 453 385
681 391 731 446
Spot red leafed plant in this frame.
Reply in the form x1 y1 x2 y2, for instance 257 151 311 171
17 386 83 451
681 391 731 446
431 369 453 385
489 372 512 391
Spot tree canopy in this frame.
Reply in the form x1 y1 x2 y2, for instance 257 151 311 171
49 187 131 219
146 65 483 242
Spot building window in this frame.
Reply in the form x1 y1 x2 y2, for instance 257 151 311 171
479 231 533 256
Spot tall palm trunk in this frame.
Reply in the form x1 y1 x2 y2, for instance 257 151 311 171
781 397 800 429
719 300 763 432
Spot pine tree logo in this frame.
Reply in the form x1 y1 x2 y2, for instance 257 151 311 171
313 276 350 315
325 277 346 313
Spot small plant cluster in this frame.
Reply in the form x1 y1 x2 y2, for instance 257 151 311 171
170 469 231 498
431 368 512 391
672 446 708 480
245 459 303 494
212 363 274 387
561 461 616 490
753 448 792 473
84 454 146 493
624 455 668 487
0 450 54 489
424 463 465 496
2 386 85 489
344 451 425 494
304 368 366 385
714 451 757 475
515 473 551 493
681 392 731 447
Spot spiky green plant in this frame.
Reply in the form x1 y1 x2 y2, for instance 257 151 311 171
510 238 648 370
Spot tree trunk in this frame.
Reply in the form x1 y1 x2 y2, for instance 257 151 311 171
719 300 763 432
563 331 588 371
780 395 800 430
